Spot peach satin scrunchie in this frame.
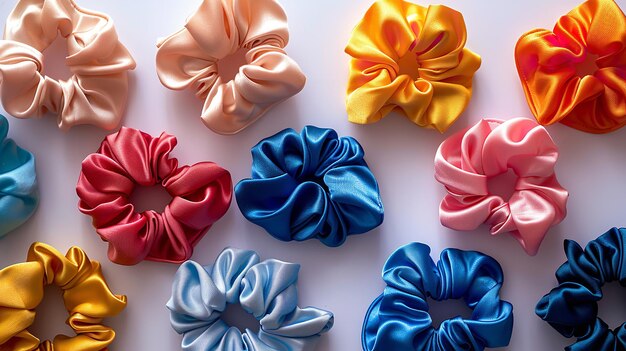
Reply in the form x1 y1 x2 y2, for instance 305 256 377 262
0 242 126 350
515 0 626 134
0 0 136 130
345 0 481 132
156 0 306 135
434 118 569 255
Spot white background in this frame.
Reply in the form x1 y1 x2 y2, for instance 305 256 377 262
0 0 625 350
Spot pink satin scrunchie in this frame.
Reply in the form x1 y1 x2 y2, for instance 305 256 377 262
155 0 306 135
434 118 569 255
0 0 136 130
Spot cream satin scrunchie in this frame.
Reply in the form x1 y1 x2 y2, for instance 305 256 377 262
156 0 306 135
0 0 136 130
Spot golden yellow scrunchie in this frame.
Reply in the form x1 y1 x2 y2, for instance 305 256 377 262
345 0 481 132
0 243 127 351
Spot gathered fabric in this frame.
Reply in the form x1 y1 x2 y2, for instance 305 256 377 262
156 0 306 135
434 118 568 255
345 0 481 132
167 247 334 351
0 0 136 130
515 0 626 133
76 127 232 265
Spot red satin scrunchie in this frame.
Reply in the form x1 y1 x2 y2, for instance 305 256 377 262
76 127 233 265
515 0 626 133
434 118 569 256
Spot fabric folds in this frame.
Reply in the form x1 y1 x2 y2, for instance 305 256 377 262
0 242 127 350
0 0 136 130
434 118 569 255
536 227 626 351
76 127 233 265
0 115 38 238
156 0 306 135
235 126 384 247
345 0 481 132
362 242 514 351
515 0 626 133
167 247 334 351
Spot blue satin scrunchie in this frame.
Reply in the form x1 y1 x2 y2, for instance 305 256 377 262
0 115 38 237
167 248 334 351
235 125 384 246
362 243 514 351
536 227 626 351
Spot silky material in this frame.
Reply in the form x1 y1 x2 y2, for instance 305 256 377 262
76 127 233 265
167 247 334 351
362 242 513 351
0 242 127 350
515 0 626 134
156 0 305 135
0 0 136 130
0 115 38 238
536 227 626 351
235 126 384 247
434 118 568 256
345 0 481 132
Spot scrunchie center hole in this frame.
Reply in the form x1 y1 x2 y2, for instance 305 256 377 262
597 282 626 330
29 285 75 342
42 35 73 81
397 51 420 80
221 303 260 333
575 52 600 78
129 185 172 213
427 297 474 329
487 169 518 201
217 48 250 82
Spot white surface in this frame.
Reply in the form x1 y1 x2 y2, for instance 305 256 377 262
0 0 625 350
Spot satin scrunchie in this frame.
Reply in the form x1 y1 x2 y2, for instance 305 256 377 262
434 118 569 255
0 0 136 130
345 0 481 132
235 126 384 247
363 242 513 351
536 227 626 351
0 242 127 350
515 0 626 133
76 127 233 265
0 115 38 238
156 0 306 135
167 247 334 351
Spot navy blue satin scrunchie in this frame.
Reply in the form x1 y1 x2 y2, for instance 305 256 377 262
0 115 38 238
235 126 384 246
362 243 514 351
536 227 626 351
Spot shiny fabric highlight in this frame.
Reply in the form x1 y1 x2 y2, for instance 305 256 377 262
362 242 513 351
167 247 334 351
76 127 233 265
515 0 626 133
434 118 568 255
536 227 626 351
345 0 481 132
0 0 136 130
156 0 305 135
0 115 38 238
235 126 384 246
0 242 127 350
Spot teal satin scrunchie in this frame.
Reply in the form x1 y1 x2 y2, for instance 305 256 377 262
0 115 38 237
363 242 514 351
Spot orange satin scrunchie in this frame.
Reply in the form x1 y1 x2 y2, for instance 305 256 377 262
156 0 306 135
0 242 127 351
345 0 481 132
0 0 136 130
515 0 626 134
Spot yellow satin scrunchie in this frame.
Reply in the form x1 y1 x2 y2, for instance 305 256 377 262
345 0 481 132
0 243 127 351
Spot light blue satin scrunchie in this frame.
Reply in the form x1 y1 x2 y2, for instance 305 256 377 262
235 125 384 247
0 115 38 238
167 248 334 351
362 243 514 351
